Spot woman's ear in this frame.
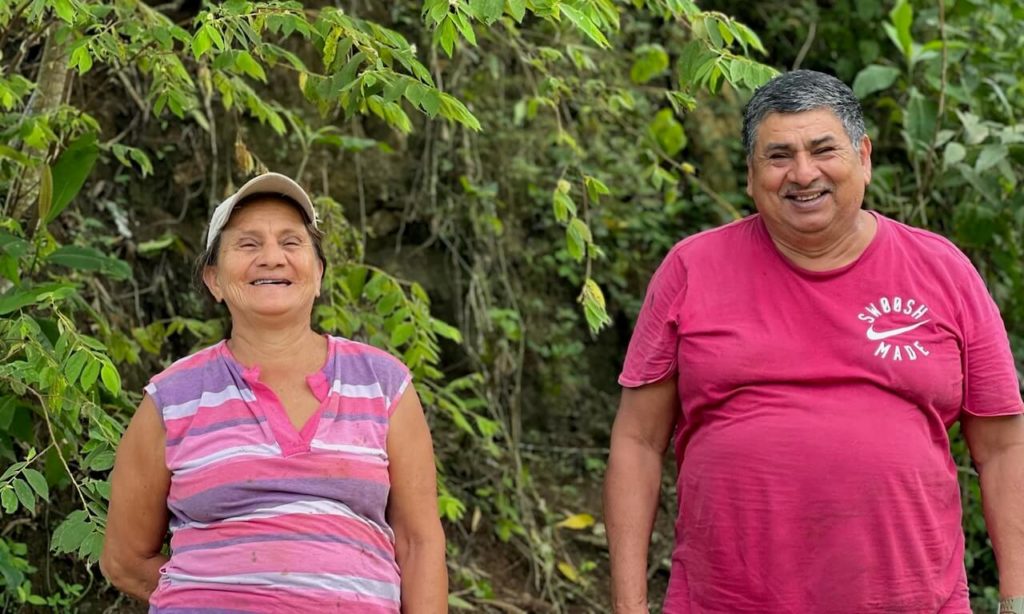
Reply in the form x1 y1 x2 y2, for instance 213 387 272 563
202 266 223 303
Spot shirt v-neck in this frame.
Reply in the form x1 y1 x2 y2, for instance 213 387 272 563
219 338 332 457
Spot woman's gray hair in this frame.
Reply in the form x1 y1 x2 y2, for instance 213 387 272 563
742 70 866 157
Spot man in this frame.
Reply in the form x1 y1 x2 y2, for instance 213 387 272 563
604 70 1024 613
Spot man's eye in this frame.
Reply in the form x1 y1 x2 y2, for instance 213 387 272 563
815 147 836 155
239 241 258 248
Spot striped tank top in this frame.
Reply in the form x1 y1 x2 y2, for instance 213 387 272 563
145 335 411 613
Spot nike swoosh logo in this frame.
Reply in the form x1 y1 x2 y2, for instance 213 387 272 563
866 319 931 341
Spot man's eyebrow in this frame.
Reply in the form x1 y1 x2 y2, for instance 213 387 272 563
762 142 794 153
809 135 838 148
761 134 840 153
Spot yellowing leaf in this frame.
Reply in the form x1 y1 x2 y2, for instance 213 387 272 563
557 560 580 582
556 512 595 530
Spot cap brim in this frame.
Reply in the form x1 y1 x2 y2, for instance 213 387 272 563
205 172 317 249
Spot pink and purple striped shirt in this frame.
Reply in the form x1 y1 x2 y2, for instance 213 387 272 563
145 335 411 613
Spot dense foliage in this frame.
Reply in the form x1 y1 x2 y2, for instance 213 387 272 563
0 0 1021 612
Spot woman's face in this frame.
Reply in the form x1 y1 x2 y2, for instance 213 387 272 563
202 197 323 322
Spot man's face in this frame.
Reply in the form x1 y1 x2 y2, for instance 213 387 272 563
746 108 872 246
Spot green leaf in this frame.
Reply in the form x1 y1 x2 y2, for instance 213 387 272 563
100 362 122 396
0 231 28 257
975 144 1008 173
559 5 609 48
889 0 914 60
390 322 415 347
69 42 93 74
431 318 463 342
904 89 936 148
566 219 591 262
0 283 76 316
584 176 610 203
12 479 34 513
191 27 212 59
22 468 48 501
506 0 526 22
943 142 966 168
469 0 504 23
87 450 115 472
235 51 267 82
51 0 75 23
138 234 176 255
451 11 477 46
552 189 575 223
376 289 403 316
64 351 89 385
47 132 99 223
1 488 16 514
79 531 104 562
52 511 92 555
203 23 226 52
79 358 101 392
437 17 456 57
438 93 481 131
47 246 131 280
449 594 475 610
630 45 669 84
649 109 687 156
852 65 901 99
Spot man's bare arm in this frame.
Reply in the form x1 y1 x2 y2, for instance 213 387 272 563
962 412 1024 598
604 377 678 614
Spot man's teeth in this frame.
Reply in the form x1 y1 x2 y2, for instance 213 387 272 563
252 279 289 285
791 192 824 202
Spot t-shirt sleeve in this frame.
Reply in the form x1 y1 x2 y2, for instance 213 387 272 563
619 248 688 388
143 380 167 428
956 256 1024 417
377 354 412 416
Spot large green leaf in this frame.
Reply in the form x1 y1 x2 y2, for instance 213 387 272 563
46 246 132 280
852 64 900 99
648 109 687 156
630 45 669 84
46 132 100 223
0 283 76 315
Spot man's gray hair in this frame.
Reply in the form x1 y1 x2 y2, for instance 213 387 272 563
742 70 866 157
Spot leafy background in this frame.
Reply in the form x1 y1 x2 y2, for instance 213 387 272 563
0 0 1021 611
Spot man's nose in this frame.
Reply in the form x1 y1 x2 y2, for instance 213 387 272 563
789 152 820 186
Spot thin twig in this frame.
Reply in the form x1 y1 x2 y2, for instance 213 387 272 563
17 383 92 515
792 20 817 71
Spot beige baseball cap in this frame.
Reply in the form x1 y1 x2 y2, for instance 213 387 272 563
204 172 318 249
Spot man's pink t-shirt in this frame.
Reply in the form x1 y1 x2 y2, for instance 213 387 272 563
620 213 1023 613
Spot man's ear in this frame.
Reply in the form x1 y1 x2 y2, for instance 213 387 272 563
746 161 754 198
860 135 873 185
202 266 223 303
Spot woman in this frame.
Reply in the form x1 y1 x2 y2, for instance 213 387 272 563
101 173 448 613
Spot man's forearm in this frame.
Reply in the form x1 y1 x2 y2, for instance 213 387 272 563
980 442 1024 597
604 439 665 612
